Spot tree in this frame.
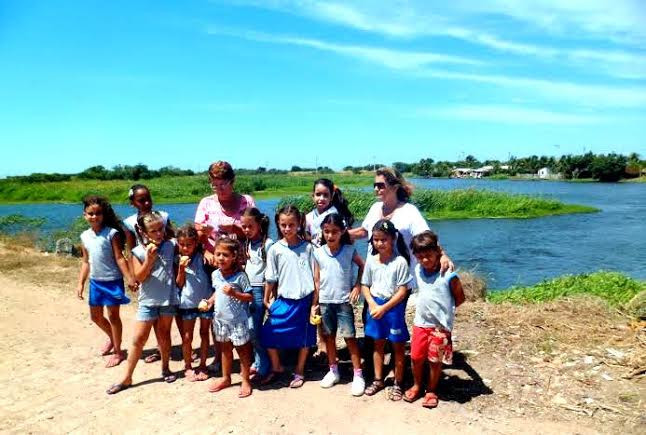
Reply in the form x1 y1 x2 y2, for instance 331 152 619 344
589 153 627 182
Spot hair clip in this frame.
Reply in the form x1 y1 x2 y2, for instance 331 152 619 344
128 188 134 198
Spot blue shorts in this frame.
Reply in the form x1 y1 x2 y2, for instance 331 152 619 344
320 302 356 338
364 296 409 343
136 305 177 322
89 279 130 307
178 307 213 321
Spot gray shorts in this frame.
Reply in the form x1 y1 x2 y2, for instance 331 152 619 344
320 302 356 338
212 318 251 346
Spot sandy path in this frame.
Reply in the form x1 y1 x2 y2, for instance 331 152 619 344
0 274 597 434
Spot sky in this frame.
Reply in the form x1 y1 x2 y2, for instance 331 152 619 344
1 0 645 176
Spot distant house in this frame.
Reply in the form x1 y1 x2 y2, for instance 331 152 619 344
538 167 552 179
451 168 472 178
451 165 495 179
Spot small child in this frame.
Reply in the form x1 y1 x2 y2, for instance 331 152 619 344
107 212 179 394
313 213 365 396
240 207 273 380
405 230 464 408
77 195 136 367
305 178 354 247
260 205 317 388
176 225 213 382
206 237 254 398
361 219 411 400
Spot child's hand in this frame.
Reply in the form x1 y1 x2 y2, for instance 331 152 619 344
76 285 84 300
179 255 191 268
350 285 361 304
370 305 386 320
264 299 273 311
198 299 209 312
125 277 137 291
222 284 240 296
203 250 217 267
146 243 159 258
310 304 319 317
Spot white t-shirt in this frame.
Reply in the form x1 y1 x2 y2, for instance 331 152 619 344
361 253 411 300
123 211 169 247
313 244 357 304
305 206 338 247
264 240 315 300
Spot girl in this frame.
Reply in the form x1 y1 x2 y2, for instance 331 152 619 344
77 195 136 368
405 231 465 408
240 207 273 380
313 213 365 396
306 178 354 247
205 238 254 398
260 205 317 388
361 219 411 400
107 212 179 394
122 184 175 365
176 225 213 382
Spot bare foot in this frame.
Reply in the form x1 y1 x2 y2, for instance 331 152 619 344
207 378 231 393
238 382 252 398
185 368 196 381
105 352 125 368
100 340 114 356
193 368 209 382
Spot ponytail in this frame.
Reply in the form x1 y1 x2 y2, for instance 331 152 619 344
370 219 410 265
313 178 355 228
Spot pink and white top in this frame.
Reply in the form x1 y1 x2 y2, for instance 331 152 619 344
194 194 256 250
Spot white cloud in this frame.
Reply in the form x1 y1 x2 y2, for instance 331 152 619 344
419 104 607 125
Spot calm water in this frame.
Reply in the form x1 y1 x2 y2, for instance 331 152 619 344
1 179 644 289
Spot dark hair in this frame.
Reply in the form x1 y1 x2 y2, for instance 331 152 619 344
214 237 242 273
136 211 166 244
370 219 410 265
128 184 150 201
319 213 352 247
275 204 306 240
241 207 270 262
410 230 440 254
312 178 355 227
82 195 126 240
375 167 413 202
208 161 235 182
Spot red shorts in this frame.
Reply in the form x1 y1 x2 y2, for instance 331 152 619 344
411 326 453 364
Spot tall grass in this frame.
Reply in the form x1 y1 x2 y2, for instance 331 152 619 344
488 271 645 306
278 189 598 220
0 174 373 204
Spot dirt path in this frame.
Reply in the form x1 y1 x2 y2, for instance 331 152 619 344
0 247 637 434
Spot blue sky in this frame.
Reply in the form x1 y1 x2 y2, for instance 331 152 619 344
1 0 645 176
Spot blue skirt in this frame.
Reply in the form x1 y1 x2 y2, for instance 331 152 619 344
89 279 130 307
364 295 409 343
261 293 316 349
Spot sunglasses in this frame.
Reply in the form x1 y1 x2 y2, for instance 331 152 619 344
373 182 387 190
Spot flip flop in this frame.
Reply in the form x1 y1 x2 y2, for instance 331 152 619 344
289 374 305 389
404 386 422 403
238 386 253 398
207 379 231 393
162 371 177 383
422 392 439 408
260 371 283 385
193 368 209 382
106 383 130 395
144 353 161 364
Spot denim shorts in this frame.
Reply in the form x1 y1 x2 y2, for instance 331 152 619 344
178 307 213 321
320 302 356 338
136 305 178 322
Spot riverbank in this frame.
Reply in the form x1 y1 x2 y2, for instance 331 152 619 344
279 189 599 220
0 242 643 433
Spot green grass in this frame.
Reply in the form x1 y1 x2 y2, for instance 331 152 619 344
0 173 373 204
488 271 645 306
278 188 598 220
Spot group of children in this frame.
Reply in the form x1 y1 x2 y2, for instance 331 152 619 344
77 179 464 408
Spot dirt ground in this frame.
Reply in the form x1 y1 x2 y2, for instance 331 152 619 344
0 242 643 434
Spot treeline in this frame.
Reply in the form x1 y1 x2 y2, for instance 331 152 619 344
7 164 196 183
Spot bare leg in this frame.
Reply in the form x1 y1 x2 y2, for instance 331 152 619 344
345 337 362 371
208 341 233 392
428 362 442 393
393 342 406 385
156 315 173 374
116 320 154 385
266 348 284 373
181 318 197 380
198 319 211 369
294 347 309 376
405 359 425 401
90 306 113 350
236 342 253 397
105 306 125 367
373 339 386 381
324 335 337 367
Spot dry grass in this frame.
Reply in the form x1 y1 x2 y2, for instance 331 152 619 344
459 271 487 302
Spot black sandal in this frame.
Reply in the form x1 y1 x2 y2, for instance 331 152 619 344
364 379 385 396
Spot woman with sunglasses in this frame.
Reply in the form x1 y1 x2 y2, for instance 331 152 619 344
349 167 454 274
194 161 257 262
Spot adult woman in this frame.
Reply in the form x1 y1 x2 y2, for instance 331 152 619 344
194 161 256 263
349 167 454 273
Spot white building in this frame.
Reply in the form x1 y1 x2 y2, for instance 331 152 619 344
538 167 552 179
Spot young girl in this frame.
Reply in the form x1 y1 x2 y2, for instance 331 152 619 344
176 225 213 382
107 212 179 394
305 178 354 247
205 238 254 398
260 205 317 388
405 231 465 408
77 195 136 368
122 184 175 364
313 213 365 396
361 219 411 400
240 207 273 379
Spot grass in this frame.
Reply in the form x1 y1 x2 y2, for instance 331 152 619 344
0 173 374 204
488 271 645 306
278 188 599 220
621 176 646 183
